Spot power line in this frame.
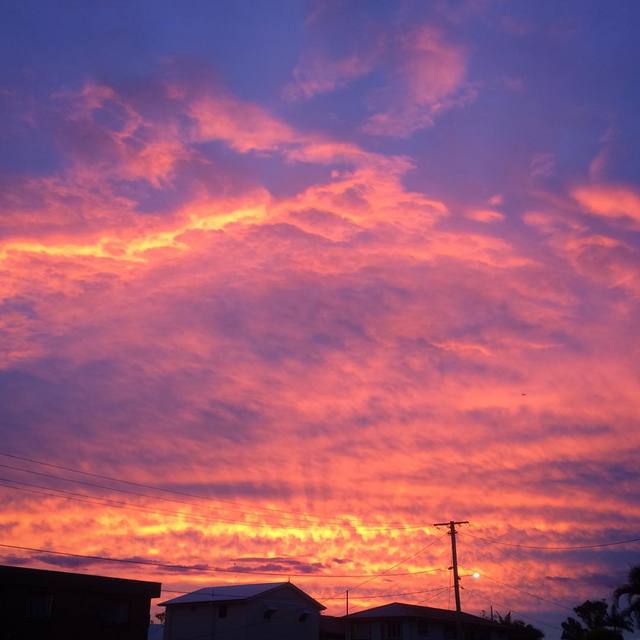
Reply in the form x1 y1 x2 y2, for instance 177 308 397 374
321 585 450 601
347 532 447 592
0 476 394 535
2 474 433 535
461 569 573 613
0 462 306 530
344 585 451 616
0 479 286 530
154 585 452 602
462 530 640 551
421 586 451 605
463 590 558 631
0 543 446 579
0 452 432 531
0 462 385 531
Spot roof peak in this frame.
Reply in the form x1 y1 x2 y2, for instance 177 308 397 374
346 602 495 625
160 581 325 611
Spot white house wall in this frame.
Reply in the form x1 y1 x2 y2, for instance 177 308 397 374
164 586 319 640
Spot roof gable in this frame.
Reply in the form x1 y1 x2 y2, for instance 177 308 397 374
0 564 161 598
160 581 325 610
347 602 497 626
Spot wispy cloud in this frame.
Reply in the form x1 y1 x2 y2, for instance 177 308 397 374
363 26 472 137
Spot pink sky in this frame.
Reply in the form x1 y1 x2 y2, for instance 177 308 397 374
1 0 639 630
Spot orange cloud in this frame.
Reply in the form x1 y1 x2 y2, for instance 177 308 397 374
573 183 640 226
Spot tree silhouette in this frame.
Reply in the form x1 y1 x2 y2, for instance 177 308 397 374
494 611 544 640
613 566 640 629
561 600 632 640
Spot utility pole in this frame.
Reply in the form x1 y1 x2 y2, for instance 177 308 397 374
433 520 468 612
434 520 469 640
346 589 349 616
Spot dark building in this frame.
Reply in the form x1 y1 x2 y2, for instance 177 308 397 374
0 564 161 640
345 603 510 640
320 614 346 639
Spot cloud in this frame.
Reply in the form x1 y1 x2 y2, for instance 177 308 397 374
529 153 556 180
284 52 375 101
465 208 505 223
57 82 192 187
189 95 298 154
1 64 640 620
573 184 640 226
285 13 472 137
363 26 471 137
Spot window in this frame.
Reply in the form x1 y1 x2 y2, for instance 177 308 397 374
299 612 309 622
218 605 228 618
382 620 403 640
351 621 372 640
264 607 277 620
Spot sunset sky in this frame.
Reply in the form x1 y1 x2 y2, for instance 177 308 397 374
1 0 639 632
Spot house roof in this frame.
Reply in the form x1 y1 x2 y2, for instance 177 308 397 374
160 581 325 610
346 602 499 627
0 564 161 598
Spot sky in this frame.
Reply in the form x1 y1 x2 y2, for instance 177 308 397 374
1 0 640 632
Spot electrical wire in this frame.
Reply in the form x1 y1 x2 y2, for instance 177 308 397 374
0 473 440 536
0 479 297 530
463 590 558 631
346 531 447 592
0 452 433 531
0 461 428 532
462 530 640 551
0 462 309 530
421 586 451 605
460 568 572 612
0 543 446 579
320 586 449 601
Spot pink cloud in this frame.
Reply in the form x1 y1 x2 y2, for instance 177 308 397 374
465 208 505 223
59 83 191 187
284 52 375 101
573 183 640 226
189 95 298 153
363 26 470 137
285 19 472 137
